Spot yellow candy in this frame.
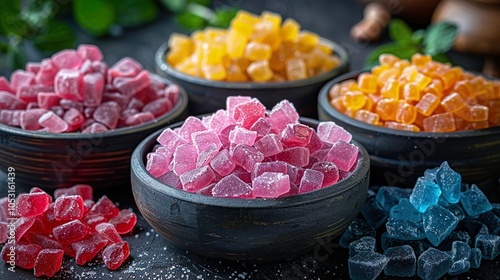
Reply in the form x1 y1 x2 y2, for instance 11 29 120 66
380 79 400 100
285 58 308 81
376 98 398 121
415 93 441 116
355 110 380 125
201 63 227 81
247 60 273 82
411 53 432 68
403 82 420 102
226 30 247 59
226 63 248 82
297 31 319 52
166 48 189 67
245 41 272 61
395 101 417 124
441 92 465 113
379 54 399 67
262 11 282 31
357 73 377 93
176 58 200 77
377 68 399 87
280 18 300 42
342 91 366 110
168 33 192 51
231 11 260 38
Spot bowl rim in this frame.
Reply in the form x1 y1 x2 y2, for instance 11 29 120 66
318 69 500 138
131 116 370 209
0 74 189 140
155 37 350 90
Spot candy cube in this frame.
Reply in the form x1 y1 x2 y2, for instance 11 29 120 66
212 175 252 198
95 223 123 244
386 218 426 240
16 192 50 217
102 242 130 270
268 99 299 131
316 122 352 144
252 172 290 198
63 108 85 132
423 205 459 246
275 146 309 167
71 234 109 265
210 149 236 177
34 249 64 277
252 161 288 179
325 140 358 172
54 69 83 100
417 248 452 280
178 116 207 143
108 57 143 82
230 144 264 172
381 232 424 256
384 245 416 277
82 72 104 107
172 144 198 176
91 195 120 220
142 97 172 117
475 234 500 260
349 236 376 257
180 165 216 192
52 49 83 70
93 101 120 129
77 44 103 61
410 177 441 213
376 186 412 212
298 169 324 193
0 91 26 110
233 98 266 129
10 70 35 90
191 129 222 153
348 251 388 280
311 161 339 187
54 195 85 221
109 209 137 234
229 126 258 146
52 220 88 244
390 198 422 223
254 134 283 157
460 184 492 216
196 143 219 167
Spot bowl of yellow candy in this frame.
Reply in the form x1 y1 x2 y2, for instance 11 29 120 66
317 53 500 193
156 10 349 118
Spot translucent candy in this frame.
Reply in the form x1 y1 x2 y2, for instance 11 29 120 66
191 129 223 153
52 49 83 70
254 134 284 157
172 144 198 176
52 220 89 244
102 242 130 270
71 234 109 265
210 149 236 177
1 243 42 269
109 209 137 234
376 98 398 121
34 249 64 277
280 18 300 42
451 241 470 263
403 82 421 101
249 117 273 138
386 218 426 241
339 218 376 248
460 184 492 216
384 245 416 277
395 101 417 124
252 161 288 180
285 58 307 81
354 110 379 125
361 196 389 229
247 60 273 82
423 205 459 246
275 146 309 167
311 161 339 187
212 175 252 198
381 232 424 256
474 234 500 260
77 44 103 61
342 91 366 110
16 192 50 217
54 195 85 221
470 248 482 268
298 169 324 193
37 111 68 133
268 99 299 131
478 211 500 236
96 223 123 244
325 140 358 172
410 177 441 213
380 79 400 99
90 195 120 220
54 69 83 101
448 259 470 276
417 248 452 280
415 93 440 117
390 198 422 223
376 186 412 212
305 131 323 154
233 99 266 129
180 165 216 192
348 251 389 280
357 73 377 93
280 123 313 147
423 112 456 132
26 233 63 250
253 172 290 198
349 236 376 257
230 144 264 172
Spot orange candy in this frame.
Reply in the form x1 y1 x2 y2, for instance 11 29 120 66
415 93 440 116
423 112 456 132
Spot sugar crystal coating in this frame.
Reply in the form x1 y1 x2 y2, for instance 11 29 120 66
16 192 50 217
102 242 130 270
349 236 376 257
386 218 426 241
253 172 290 198
410 177 441 213
212 175 252 198
384 245 416 277
460 184 492 216
34 249 64 277
348 251 389 280
423 205 459 246
390 198 422 223
417 248 452 280
435 161 461 203
475 234 500 260
54 195 85 221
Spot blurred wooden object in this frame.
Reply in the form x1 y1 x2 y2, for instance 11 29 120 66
432 0 500 77
352 0 442 42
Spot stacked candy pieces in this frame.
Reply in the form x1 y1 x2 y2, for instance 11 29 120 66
147 96 358 198
0 184 136 277
167 10 340 82
344 161 499 280
329 53 500 132
0 44 180 133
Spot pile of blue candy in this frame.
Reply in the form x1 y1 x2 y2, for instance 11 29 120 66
340 161 499 280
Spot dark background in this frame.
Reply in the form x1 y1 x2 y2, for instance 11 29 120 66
0 0 497 279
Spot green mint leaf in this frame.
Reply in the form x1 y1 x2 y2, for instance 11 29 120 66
365 43 419 68
22 0 55 30
111 0 158 27
0 0 29 38
33 20 76 52
160 0 188 13
423 21 458 56
389 19 414 44
73 0 115 36
412 29 425 45
209 7 238 28
176 12 207 30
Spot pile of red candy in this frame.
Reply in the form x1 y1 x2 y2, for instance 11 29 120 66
0 44 179 133
0 184 136 277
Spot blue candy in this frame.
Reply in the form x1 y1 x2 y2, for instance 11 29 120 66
443 203 466 221
460 184 492 216
435 161 461 203
475 234 500 260
349 236 376 257
423 205 459 246
386 218 426 241
410 177 441 213
339 218 376 248
384 245 416 277
448 259 470 276
437 231 471 251
348 251 389 280
375 186 412 212
424 167 438 182
390 198 422 223
380 232 424 256
451 241 470 262
470 248 482 269
418 248 452 280
361 196 389 229
478 211 500 236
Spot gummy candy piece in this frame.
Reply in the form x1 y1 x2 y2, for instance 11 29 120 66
437 230 471 251
280 18 300 42
285 58 308 81
93 101 120 129
441 92 465 113
71 234 109 265
448 259 470 276
348 251 388 280
212 174 252 198
380 79 400 99
417 248 452 280
311 161 339 187
108 57 143 81
349 236 376 257
191 129 223 153
435 161 461 204
410 177 441 213
103 242 130 270
386 218 426 241
96 223 123 244
478 211 500 236
423 205 459 246
36 92 60 109
171 143 198 176
253 172 290 198
77 44 103 61
109 209 137 234
460 184 492 216
178 116 207 143
381 232 425 256
54 69 83 100
403 82 421 101
442 203 466 221
125 112 155 126
82 213 107 233
82 73 104 107
1 243 42 269
26 233 63 250
142 97 172 117
276 146 309 167
423 112 456 132
34 249 64 277
63 108 85 132
0 222 7 242
451 241 470 263
231 144 264 172
384 245 416 277
0 77 13 93
52 220 88 244
245 41 272 61
325 140 358 172
460 218 489 241
254 134 284 157
342 91 366 110
475 234 500 260
0 110 23 126
280 123 313 147
0 91 27 110
268 100 299 131
415 93 440 117
316 121 352 144
361 196 389 229
395 101 417 124
16 85 53 103
247 60 273 82
390 198 422 223
339 218 376 248
10 70 35 90
113 70 150 97
233 98 266 129
180 165 216 192
252 161 288 180
91 195 120 220
38 111 69 133
54 195 85 221
209 149 236 177
470 248 482 268
229 126 258 146
305 131 324 154
376 186 412 212
196 143 219 168
354 110 379 125
82 122 108 133
16 192 50 217
357 73 377 94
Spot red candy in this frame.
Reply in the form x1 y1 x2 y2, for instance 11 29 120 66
34 249 64 277
16 192 50 217
109 209 137 234
53 220 88 244
54 195 85 221
54 184 93 200
102 242 130 270
91 195 120 220
71 234 109 265
1 243 42 269
95 222 123 243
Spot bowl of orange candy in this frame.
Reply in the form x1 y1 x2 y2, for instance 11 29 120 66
318 53 500 191
156 10 348 118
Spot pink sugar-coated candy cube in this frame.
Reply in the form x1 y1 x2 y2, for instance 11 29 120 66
229 126 258 146
233 98 266 129
305 131 324 154
230 144 265 172
286 164 305 185
35 59 58 86
54 69 84 100
113 70 149 97
63 108 85 132
103 241 130 270
50 105 65 117
197 143 219 167
125 112 155 126
34 249 64 277
157 171 182 189
253 172 291 198
0 110 23 126
275 147 310 167
54 195 85 221
148 74 167 92
226 96 252 118
146 152 171 177
10 70 35 90
1 243 42 269
52 49 83 70
26 233 63 250
71 234 109 266
278 182 299 198
212 174 252 198
252 161 288 179
178 116 207 142
180 165 216 192
0 77 13 93
269 100 300 131
163 84 179 106
280 123 313 147
191 129 223 153
219 124 237 147
109 209 137 234
16 192 50 218
95 223 123 244
60 98 84 112
142 97 172 117
77 44 103 61
157 128 186 149
16 85 53 103
82 122 108 133
26 62 41 74
197 183 215 196
91 60 108 75
172 143 198 176
254 134 284 157
52 220 88 244
38 111 69 133
325 140 359 172
82 72 104 107
316 122 352 144
249 117 275 139
311 161 340 187
79 59 93 74
209 110 236 133
93 101 120 129
127 98 144 111
299 169 324 193
91 195 120 220
82 213 107 233
108 57 143 81
0 91 26 110
103 92 130 109
210 149 236 176
83 199 95 214
0 222 7 243
26 101 39 109
201 114 213 129
53 184 93 200
37 92 60 109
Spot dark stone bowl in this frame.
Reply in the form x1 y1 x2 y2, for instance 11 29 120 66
0 74 188 191
317 70 500 202
131 117 370 261
155 38 349 119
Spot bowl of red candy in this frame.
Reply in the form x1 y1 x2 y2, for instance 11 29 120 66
317 53 500 199
155 10 349 118
131 96 370 261
0 44 188 190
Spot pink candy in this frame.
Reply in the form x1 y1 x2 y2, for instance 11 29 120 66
147 97 358 198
